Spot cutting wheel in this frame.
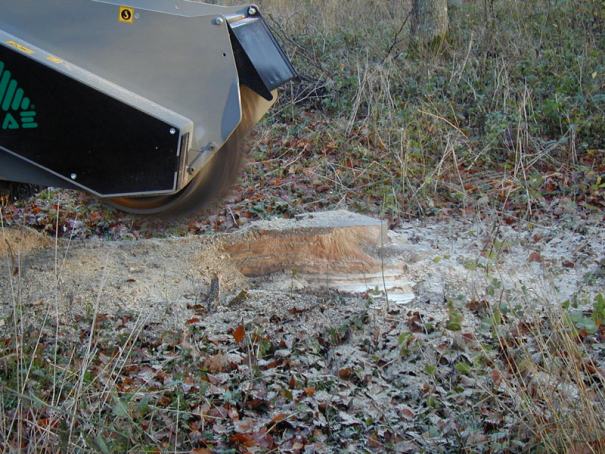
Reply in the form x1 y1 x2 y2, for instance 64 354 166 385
107 130 243 216
107 87 269 217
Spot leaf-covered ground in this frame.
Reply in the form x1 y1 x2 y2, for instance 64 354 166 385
2 211 605 453
3 282 605 453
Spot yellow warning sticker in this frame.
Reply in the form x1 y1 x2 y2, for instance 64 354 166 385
119 6 134 23
5 41 35 55
46 56 63 64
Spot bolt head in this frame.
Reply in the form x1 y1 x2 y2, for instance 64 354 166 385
213 16 225 25
187 166 196 175
248 6 257 15
170 128 176 135
70 173 77 180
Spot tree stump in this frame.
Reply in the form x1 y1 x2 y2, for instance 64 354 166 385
224 211 414 303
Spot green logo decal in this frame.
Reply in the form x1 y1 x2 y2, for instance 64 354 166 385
0 61 38 130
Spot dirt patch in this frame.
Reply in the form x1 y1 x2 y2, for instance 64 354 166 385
0 231 246 326
1 211 603 328
0 225 53 258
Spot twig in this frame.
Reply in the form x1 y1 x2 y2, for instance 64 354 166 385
418 109 469 138
383 10 413 63
266 14 333 79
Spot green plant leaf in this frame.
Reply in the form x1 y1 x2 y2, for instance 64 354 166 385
464 260 478 270
455 362 472 375
446 321 462 331
137 394 151 414
95 435 111 454
398 332 414 346
424 363 437 376
112 398 129 417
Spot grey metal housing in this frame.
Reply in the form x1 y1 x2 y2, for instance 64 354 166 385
0 0 295 198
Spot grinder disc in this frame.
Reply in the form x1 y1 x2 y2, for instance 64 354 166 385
107 86 270 216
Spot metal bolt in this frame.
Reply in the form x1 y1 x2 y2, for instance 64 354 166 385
248 6 257 15
170 128 176 135
187 166 196 175
213 16 224 25
70 173 77 180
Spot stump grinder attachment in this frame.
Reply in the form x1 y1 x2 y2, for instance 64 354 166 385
0 0 296 215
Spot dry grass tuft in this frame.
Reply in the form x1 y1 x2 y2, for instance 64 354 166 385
483 305 605 452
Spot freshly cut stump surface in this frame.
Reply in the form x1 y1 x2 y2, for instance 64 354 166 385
224 211 414 303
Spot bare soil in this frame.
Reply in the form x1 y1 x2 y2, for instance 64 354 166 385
2 211 603 330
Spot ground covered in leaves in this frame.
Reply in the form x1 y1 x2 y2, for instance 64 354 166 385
2 211 605 453
3 278 605 453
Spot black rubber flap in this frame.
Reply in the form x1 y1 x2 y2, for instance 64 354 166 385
229 14 296 100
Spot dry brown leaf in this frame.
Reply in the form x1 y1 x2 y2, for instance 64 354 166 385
234 325 246 344
233 419 256 433
204 353 229 372
304 387 316 397
270 413 287 425
339 368 352 380
398 407 415 420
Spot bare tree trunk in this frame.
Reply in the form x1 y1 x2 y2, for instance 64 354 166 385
410 0 449 49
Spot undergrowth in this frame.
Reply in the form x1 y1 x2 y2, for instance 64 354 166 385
255 0 605 224
3 218 605 452
3 0 603 237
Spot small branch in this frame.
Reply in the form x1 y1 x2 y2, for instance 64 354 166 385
383 10 413 63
